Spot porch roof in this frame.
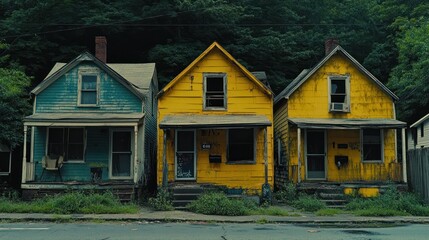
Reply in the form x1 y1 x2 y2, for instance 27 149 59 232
288 118 406 129
24 113 144 126
159 114 272 129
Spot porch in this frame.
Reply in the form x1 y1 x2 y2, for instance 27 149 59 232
22 113 145 188
287 118 407 183
21 180 137 202
158 114 273 193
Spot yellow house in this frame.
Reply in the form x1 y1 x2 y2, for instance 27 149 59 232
157 42 273 194
274 41 407 188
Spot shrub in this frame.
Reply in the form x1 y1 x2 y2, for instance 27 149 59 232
274 182 297 203
148 188 173 211
0 191 139 214
346 187 429 216
187 192 250 216
292 194 326 212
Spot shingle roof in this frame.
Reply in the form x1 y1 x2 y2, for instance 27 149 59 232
32 52 156 98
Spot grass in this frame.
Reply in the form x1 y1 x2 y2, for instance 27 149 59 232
148 188 174 211
345 187 429 216
0 191 139 214
292 194 326 212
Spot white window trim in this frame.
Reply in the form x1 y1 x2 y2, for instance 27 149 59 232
361 128 384 163
109 128 134 180
46 127 86 163
203 73 227 110
328 75 350 113
77 68 100 107
226 128 256 164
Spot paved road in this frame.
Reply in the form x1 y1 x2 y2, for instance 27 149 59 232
0 222 427 240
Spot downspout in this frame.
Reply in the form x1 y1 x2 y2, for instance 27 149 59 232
297 127 301 183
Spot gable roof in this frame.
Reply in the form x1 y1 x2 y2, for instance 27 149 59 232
32 52 156 99
410 113 429 128
158 42 272 97
274 45 399 105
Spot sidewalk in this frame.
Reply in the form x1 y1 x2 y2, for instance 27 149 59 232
1 207 429 224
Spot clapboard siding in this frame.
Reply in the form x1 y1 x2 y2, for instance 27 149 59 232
33 126 112 181
157 44 273 193
36 63 142 113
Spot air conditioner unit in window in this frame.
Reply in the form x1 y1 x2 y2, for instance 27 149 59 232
330 102 349 112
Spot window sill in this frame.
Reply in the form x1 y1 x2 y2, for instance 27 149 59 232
77 105 100 108
65 161 85 164
203 108 227 111
362 160 383 164
226 161 256 165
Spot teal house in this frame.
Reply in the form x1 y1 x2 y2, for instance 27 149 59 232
21 37 158 200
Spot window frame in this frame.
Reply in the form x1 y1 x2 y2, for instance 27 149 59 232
46 127 86 163
361 128 384 163
203 73 227 110
227 128 256 164
328 75 350 113
78 68 100 107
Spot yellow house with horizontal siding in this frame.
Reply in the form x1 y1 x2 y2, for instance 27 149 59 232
274 41 407 188
157 42 273 194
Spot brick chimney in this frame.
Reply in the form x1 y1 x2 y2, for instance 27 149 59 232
325 38 339 55
95 36 107 63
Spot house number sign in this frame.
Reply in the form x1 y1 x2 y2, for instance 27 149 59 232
202 144 211 149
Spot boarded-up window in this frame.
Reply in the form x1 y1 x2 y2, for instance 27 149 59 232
362 129 383 162
48 128 84 161
228 128 254 162
204 73 226 109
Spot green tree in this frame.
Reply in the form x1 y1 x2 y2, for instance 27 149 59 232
0 43 32 149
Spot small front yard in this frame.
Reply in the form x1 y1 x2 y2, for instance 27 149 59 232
0 191 139 214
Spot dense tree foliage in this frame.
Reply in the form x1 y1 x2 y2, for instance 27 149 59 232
0 0 428 126
0 43 32 148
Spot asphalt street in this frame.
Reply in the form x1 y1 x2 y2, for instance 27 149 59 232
0 222 428 240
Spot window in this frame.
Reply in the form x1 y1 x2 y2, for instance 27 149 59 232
48 128 84 162
421 123 424 138
329 76 350 112
228 128 254 162
204 73 226 109
362 129 383 162
78 69 99 106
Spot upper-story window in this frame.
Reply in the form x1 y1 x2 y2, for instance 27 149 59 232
204 73 226 110
329 75 350 112
78 69 99 106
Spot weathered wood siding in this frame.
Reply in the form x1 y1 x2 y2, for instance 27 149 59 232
408 119 429 149
274 101 289 188
284 54 398 182
157 48 273 192
36 63 142 113
408 147 429 202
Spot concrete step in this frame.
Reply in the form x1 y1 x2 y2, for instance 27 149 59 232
173 193 201 201
172 200 193 208
319 192 346 200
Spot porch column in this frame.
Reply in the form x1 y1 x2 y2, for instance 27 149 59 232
162 129 168 188
402 127 407 183
21 125 28 184
264 128 268 184
133 125 138 183
297 127 301 183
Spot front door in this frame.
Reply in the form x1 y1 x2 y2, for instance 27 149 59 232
110 130 132 179
175 130 196 180
305 130 326 180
